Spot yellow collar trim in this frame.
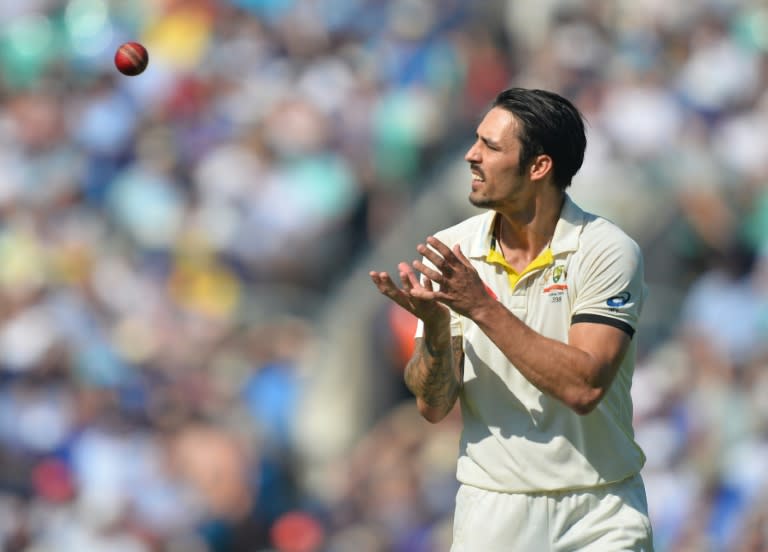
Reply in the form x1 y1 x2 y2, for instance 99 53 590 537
486 247 554 289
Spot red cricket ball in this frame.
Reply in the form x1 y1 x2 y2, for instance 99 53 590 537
114 42 149 76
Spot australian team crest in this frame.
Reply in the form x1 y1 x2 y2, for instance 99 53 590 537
544 262 568 302
552 265 565 283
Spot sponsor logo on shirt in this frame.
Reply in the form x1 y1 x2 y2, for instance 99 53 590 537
607 291 631 309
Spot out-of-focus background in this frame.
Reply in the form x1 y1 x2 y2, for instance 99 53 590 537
0 0 767 551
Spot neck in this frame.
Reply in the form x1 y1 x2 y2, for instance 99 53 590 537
496 191 564 263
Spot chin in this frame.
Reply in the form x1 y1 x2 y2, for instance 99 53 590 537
469 193 496 209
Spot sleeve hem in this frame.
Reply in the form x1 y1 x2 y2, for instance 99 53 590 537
571 313 635 338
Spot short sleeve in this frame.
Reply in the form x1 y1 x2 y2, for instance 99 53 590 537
571 232 647 338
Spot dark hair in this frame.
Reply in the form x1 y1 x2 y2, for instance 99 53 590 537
492 88 587 190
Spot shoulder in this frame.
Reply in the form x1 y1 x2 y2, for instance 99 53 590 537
580 211 643 261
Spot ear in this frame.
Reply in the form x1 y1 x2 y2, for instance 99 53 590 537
529 154 553 182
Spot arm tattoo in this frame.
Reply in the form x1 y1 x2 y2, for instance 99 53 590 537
405 336 464 411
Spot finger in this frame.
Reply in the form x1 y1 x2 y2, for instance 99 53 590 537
410 276 435 297
400 270 417 293
397 263 419 286
397 262 420 289
370 270 394 284
371 271 408 300
408 279 439 300
399 270 410 290
371 273 420 313
415 242 446 269
369 270 385 286
369 271 395 293
452 244 472 267
425 236 455 260
413 260 443 283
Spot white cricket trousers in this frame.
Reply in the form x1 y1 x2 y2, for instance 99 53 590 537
450 473 653 551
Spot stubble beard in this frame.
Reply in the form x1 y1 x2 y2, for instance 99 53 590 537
469 196 493 209
469 191 501 210
469 167 527 210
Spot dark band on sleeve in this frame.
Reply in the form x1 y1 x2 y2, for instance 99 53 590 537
571 313 635 338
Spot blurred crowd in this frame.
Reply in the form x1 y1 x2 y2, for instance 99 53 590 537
0 0 768 551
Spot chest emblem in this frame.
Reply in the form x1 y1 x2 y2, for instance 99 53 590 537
543 263 568 302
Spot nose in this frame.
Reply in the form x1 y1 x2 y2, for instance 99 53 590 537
465 141 480 163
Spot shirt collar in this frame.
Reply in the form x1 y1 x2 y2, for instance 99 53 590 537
550 193 585 255
466 210 498 259
467 193 585 259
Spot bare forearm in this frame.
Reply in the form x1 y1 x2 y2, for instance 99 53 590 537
404 332 463 423
471 301 614 414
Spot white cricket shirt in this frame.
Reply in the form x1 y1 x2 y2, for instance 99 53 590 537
416 194 647 493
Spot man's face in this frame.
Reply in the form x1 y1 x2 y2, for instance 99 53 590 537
464 107 529 210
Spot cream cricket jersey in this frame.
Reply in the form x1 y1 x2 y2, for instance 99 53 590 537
415 194 647 493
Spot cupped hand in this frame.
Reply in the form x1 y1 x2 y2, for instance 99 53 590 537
411 236 491 318
369 261 449 325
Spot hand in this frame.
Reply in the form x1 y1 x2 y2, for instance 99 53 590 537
369 261 449 325
411 236 492 318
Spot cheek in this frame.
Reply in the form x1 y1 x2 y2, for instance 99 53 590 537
493 166 522 190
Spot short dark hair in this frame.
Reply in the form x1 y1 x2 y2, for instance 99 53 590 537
492 88 587 190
